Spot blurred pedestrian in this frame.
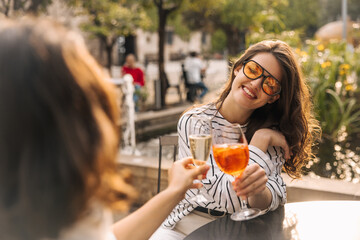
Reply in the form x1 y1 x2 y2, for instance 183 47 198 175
122 53 145 87
122 54 145 111
184 51 208 102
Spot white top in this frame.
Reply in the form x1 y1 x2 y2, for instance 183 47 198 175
162 103 287 229
57 203 116 240
184 56 205 84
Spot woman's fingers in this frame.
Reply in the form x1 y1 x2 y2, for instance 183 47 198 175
279 134 292 160
190 182 203 189
282 143 291 159
239 166 265 187
236 175 268 197
168 158 209 193
277 137 291 159
236 164 262 183
193 159 207 166
192 163 209 180
180 157 194 166
233 164 267 197
179 158 209 180
181 158 207 168
174 158 209 183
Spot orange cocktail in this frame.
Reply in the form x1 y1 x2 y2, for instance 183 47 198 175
212 143 249 177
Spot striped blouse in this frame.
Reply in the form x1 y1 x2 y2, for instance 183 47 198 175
162 103 287 229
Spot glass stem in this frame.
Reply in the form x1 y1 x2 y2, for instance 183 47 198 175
235 174 249 210
240 196 248 210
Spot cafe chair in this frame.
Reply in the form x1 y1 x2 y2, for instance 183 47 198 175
158 135 178 193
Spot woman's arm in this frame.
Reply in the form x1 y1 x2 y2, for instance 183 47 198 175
112 158 209 240
232 129 288 211
250 129 291 160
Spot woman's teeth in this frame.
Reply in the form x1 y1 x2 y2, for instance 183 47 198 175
243 87 255 98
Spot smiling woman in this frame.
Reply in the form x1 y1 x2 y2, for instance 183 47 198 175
218 40 321 178
150 40 321 240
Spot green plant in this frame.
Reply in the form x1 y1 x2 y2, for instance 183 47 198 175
211 29 227 53
246 30 302 48
297 40 360 182
134 86 149 111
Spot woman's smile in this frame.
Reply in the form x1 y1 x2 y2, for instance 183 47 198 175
241 85 257 99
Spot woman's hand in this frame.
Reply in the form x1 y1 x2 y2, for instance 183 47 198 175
250 128 291 159
112 158 209 240
232 164 268 198
168 158 210 198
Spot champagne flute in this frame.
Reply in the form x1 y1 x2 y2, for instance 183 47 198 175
212 123 261 221
188 114 212 203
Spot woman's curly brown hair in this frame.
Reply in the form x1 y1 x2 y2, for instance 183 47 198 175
215 40 321 179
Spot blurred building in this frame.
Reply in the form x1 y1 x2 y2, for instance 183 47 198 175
134 28 211 64
315 20 360 47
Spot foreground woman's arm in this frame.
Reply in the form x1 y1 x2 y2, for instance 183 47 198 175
112 158 209 240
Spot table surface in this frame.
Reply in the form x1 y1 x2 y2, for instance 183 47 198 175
184 201 360 240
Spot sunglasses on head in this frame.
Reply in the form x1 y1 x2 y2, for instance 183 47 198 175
242 60 281 96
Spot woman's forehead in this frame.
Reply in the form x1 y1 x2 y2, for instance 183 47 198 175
250 53 282 81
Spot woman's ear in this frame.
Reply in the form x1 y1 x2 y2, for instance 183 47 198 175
268 95 280 104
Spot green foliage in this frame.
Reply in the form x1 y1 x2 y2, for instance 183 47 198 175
211 29 226 53
140 3 158 32
252 9 286 34
279 0 321 37
246 30 302 48
218 0 261 31
175 0 290 55
69 0 150 68
75 0 150 39
134 86 149 110
0 0 53 17
297 40 360 181
319 0 360 26
168 13 191 41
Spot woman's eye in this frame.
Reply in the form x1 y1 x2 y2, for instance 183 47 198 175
249 66 260 75
249 68 257 74
264 80 273 88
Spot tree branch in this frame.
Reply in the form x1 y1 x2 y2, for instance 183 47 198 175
1 0 11 16
153 0 161 8
164 4 179 13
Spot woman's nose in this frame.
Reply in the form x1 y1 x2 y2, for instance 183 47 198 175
249 77 263 91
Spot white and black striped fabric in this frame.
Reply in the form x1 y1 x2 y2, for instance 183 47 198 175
162 103 287 229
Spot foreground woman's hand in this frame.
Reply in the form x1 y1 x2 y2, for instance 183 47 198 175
112 158 209 240
168 158 210 199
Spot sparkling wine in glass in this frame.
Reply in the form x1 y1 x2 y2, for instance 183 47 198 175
212 123 261 221
188 114 212 203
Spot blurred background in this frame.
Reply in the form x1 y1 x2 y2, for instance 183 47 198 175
1 0 359 186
